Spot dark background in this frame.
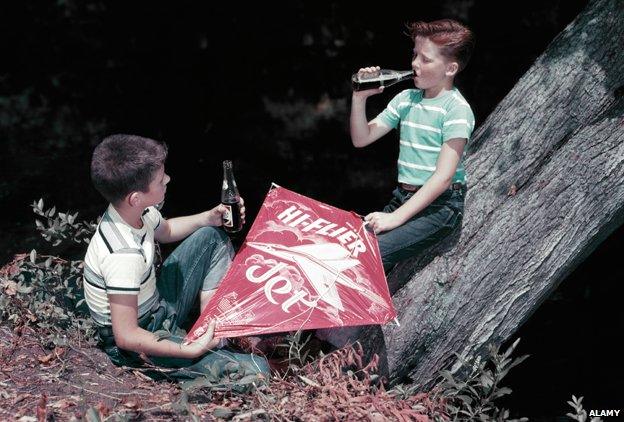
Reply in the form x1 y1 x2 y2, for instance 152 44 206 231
1 1 621 418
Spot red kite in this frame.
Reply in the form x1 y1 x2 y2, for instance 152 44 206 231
186 185 397 342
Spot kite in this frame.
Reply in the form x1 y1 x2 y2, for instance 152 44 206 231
186 185 397 342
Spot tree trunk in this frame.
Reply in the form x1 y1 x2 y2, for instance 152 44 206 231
351 0 624 388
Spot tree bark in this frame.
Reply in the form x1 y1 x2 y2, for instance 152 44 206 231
351 0 624 388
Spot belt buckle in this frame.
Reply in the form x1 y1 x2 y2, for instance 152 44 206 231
400 183 419 192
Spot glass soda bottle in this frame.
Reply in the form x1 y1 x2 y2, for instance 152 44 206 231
351 69 415 91
221 160 243 234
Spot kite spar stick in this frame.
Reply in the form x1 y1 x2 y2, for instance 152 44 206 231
361 219 400 328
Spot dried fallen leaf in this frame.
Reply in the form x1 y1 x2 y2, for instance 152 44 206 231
213 407 234 419
298 375 320 388
94 401 110 417
36 394 47 422
122 398 140 409
13 393 31 405
37 352 55 364
414 414 430 422
83 407 101 422
2 280 18 296
51 398 77 410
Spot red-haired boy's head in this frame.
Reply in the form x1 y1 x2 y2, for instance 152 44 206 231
409 19 475 72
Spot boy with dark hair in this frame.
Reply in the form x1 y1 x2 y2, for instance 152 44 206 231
85 134 269 380
350 19 475 272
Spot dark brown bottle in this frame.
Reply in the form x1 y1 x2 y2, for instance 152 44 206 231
352 69 415 91
221 160 243 234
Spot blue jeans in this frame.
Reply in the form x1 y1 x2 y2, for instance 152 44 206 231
377 186 465 272
101 226 270 386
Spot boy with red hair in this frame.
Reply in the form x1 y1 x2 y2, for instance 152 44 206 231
350 19 475 272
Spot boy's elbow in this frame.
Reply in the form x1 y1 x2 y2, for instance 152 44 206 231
114 332 131 351
351 137 367 148
434 172 454 187
113 328 140 352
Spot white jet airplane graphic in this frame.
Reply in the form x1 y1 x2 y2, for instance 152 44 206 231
246 241 386 311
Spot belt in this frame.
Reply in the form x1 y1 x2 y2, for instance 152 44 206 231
400 182 464 192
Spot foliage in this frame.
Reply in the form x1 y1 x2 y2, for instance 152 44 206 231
566 395 603 422
263 94 347 138
0 200 97 345
278 329 315 369
0 88 106 157
32 198 98 247
247 342 444 421
433 338 530 421
0 252 95 346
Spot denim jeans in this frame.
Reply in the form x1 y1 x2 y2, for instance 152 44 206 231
377 186 465 272
101 226 270 385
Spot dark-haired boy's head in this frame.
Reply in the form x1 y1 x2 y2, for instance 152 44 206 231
91 134 168 204
409 19 475 72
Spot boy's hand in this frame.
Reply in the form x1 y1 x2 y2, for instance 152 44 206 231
183 320 221 358
364 211 402 234
353 66 384 98
205 197 246 227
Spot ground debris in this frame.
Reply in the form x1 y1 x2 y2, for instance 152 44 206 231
0 323 444 421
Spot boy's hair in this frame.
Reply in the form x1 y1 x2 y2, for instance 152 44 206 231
91 134 168 204
409 19 475 72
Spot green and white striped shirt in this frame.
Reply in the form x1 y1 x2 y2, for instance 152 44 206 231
375 87 475 185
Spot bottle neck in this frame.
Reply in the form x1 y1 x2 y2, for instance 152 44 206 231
398 70 415 81
222 161 239 198
223 167 235 183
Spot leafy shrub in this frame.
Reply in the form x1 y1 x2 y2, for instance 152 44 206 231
392 339 533 421
0 200 97 345
432 338 529 421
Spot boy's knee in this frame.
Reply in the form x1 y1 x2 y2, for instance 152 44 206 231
200 288 217 311
192 226 230 246
376 233 392 257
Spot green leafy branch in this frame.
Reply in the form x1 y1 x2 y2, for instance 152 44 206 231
32 198 98 246
434 338 529 421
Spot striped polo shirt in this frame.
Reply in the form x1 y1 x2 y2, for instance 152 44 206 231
375 87 475 185
83 204 162 326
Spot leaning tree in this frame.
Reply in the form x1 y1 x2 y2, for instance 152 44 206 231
337 0 623 388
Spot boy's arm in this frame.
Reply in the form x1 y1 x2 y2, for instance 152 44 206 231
350 67 393 148
365 138 466 233
109 294 219 359
155 199 245 244
350 93 393 148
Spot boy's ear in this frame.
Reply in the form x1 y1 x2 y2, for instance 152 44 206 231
128 191 141 207
446 61 459 77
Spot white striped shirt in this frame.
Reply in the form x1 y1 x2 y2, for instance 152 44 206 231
83 204 162 326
